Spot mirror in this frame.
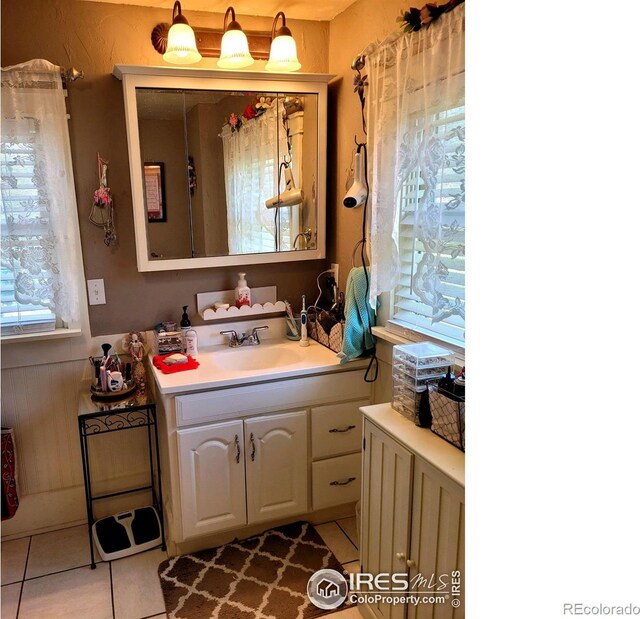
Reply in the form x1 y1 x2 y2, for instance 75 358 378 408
114 66 331 272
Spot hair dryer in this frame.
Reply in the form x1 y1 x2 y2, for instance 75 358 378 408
343 150 367 208
266 165 304 209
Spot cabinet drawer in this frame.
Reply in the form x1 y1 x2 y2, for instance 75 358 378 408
176 370 371 427
312 453 361 510
311 400 368 459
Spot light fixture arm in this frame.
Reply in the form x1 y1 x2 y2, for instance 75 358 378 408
271 11 292 39
171 0 188 25
223 6 242 31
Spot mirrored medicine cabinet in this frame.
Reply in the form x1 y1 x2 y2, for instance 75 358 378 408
113 65 332 272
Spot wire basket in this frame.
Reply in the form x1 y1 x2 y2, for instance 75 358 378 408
308 308 344 354
428 384 465 452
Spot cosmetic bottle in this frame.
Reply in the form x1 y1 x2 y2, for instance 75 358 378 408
180 306 191 351
185 328 198 356
235 273 251 308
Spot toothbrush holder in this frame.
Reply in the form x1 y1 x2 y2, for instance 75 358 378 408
285 315 302 341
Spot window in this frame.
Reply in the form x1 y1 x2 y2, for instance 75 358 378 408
1 59 84 338
365 6 465 350
1 117 57 334
390 105 465 347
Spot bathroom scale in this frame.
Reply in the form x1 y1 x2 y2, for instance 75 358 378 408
92 506 161 561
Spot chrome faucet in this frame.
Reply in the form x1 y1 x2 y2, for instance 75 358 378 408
221 326 269 347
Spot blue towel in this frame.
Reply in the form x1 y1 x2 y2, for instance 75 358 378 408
340 267 376 364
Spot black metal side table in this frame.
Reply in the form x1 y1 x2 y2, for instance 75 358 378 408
77 379 166 568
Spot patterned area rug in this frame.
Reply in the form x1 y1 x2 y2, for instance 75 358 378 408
158 521 352 618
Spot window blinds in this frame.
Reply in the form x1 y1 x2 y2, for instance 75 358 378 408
1 117 56 334
391 105 465 346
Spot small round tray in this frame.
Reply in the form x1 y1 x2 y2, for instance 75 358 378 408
90 382 137 402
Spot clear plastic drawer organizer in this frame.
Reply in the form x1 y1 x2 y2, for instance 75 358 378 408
391 342 455 423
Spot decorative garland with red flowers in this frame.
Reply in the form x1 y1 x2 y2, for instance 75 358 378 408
226 95 274 133
397 0 463 32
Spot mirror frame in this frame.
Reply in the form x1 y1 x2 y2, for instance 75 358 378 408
113 65 332 272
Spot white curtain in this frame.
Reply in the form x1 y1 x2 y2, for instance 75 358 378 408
220 101 289 254
366 5 465 311
1 59 82 329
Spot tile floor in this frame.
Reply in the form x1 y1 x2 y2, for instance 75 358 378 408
1 518 362 619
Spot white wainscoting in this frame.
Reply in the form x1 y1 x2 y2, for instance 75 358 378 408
1 342 152 539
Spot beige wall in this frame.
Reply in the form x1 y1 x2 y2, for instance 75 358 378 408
327 0 410 291
1 0 330 335
327 0 413 405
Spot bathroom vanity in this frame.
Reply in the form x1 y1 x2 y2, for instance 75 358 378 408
359 404 465 619
148 335 371 555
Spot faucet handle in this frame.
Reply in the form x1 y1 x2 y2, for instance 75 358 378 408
250 325 269 344
220 329 238 343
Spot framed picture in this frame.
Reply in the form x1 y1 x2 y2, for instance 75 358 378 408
144 162 166 222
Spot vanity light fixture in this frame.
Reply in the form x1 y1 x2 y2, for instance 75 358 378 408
162 1 202 65
265 12 301 72
217 7 254 69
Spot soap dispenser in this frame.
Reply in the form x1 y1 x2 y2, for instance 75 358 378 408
235 273 251 308
180 306 191 351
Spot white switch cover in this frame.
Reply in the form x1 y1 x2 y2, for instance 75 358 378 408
87 279 106 305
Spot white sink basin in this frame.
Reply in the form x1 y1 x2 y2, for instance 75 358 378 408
210 342 305 372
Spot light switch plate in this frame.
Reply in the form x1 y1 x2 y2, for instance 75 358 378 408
87 279 106 305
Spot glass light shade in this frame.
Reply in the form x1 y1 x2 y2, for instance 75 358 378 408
265 35 301 72
218 29 254 69
163 23 202 64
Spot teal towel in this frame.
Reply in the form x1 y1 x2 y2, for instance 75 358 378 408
340 267 376 364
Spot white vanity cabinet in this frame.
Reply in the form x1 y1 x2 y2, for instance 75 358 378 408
154 364 372 552
177 410 308 539
360 404 465 619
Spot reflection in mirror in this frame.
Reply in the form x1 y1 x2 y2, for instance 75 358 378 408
135 88 318 261
144 163 166 222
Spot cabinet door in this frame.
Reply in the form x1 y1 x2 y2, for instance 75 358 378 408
361 420 413 619
177 420 247 539
407 457 465 619
245 410 308 524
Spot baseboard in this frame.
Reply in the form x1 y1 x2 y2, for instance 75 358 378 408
0 486 87 540
172 502 358 557
1 471 155 540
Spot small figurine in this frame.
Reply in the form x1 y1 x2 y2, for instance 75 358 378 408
124 331 146 362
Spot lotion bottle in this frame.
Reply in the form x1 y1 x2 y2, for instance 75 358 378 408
235 272 251 308
180 305 191 350
185 328 198 356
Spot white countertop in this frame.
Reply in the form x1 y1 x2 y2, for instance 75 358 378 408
150 338 368 395
360 403 465 487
